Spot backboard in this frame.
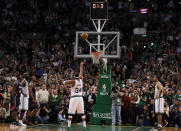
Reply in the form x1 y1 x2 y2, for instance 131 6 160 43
74 31 120 59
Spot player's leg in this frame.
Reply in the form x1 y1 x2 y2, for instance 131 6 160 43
27 102 38 125
10 110 19 124
159 98 164 129
155 99 162 130
77 97 86 129
18 94 23 125
19 110 26 126
67 98 76 128
19 96 28 126
67 115 73 129
28 109 37 125
157 113 162 130
81 115 86 131
155 99 160 128
23 97 29 121
10 93 21 126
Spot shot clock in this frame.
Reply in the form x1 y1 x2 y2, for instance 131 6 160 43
90 2 108 20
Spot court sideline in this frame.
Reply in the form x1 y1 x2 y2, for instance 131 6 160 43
0 123 180 131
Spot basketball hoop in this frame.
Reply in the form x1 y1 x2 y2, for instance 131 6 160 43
91 52 102 64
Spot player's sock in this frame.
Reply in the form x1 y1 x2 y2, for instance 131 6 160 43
158 124 162 127
23 111 27 121
68 115 72 127
81 115 86 127
157 124 162 130
19 120 22 124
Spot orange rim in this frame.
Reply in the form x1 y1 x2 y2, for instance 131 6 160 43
91 52 102 57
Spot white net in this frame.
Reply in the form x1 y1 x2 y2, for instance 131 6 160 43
91 52 102 64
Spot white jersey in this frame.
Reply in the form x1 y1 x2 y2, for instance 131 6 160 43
154 82 164 113
20 79 29 98
71 79 83 97
154 82 163 98
69 79 84 114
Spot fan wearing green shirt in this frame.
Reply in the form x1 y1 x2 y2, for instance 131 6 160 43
49 89 61 122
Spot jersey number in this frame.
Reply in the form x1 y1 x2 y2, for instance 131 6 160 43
75 88 82 93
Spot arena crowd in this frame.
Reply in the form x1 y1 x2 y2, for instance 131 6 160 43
0 0 181 128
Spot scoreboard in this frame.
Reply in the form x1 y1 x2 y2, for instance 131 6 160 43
90 2 108 19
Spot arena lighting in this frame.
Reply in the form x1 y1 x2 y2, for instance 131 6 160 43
139 8 148 13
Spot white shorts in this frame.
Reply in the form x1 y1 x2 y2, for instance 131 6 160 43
19 94 29 111
68 97 84 114
155 98 164 114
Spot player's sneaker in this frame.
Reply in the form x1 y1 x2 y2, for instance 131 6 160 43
163 121 168 127
17 122 27 127
66 126 72 130
157 125 163 130
21 123 27 127
83 127 87 131
19 120 27 127
157 126 162 130
15 122 23 126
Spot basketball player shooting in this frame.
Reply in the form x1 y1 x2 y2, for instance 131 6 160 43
153 75 165 130
63 62 86 131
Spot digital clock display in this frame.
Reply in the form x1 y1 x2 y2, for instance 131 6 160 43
90 2 108 19
92 3 104 9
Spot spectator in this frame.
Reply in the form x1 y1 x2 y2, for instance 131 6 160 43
136 105 150 126
110 86 124 126
130 89 140 125
122 91 132 125
0 0 180 127
175 105 181 128
86 87 96 105
85 87 96 122
57 108 68 124
49 89 61 123
36 105 50 124
0 104 7 122
170 99 180 126
0 85 4 104
36 84 49 106
148 100 156 126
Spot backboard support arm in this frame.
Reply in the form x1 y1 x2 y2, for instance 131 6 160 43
91 19 107 52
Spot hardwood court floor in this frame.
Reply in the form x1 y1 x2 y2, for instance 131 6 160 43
0 123 180 131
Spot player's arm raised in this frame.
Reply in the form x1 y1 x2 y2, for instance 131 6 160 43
63 80 75 87
79 62 84 80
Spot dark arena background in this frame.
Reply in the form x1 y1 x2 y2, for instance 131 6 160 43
0 0 181 131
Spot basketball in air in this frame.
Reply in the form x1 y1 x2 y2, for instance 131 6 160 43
81 32 88 39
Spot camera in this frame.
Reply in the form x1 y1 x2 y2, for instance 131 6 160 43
112 86 118 92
